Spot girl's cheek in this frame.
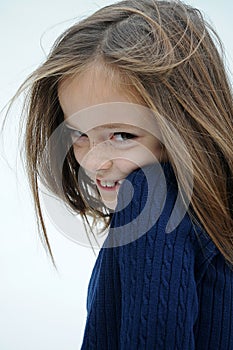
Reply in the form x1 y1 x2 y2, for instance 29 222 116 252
115 159 139 173
73 145 86 165
115 147 157 170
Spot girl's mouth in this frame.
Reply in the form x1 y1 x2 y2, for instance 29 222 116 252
96 179 124 191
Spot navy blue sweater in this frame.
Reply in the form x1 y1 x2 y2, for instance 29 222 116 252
81 162 233 349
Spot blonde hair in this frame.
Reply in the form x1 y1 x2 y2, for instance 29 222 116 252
12 0 233 265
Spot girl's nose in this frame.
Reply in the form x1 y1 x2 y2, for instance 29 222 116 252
96 159 113 171
80 143 113 173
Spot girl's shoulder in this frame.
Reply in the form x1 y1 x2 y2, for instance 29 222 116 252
106 162 220 277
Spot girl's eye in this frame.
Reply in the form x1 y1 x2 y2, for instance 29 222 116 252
65 126 88 144
112 132 137 142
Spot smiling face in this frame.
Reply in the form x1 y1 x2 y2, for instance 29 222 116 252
58 64 165 209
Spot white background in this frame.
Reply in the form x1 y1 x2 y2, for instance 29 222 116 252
0 1 232 349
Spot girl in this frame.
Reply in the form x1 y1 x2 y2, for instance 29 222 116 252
14 0 233 348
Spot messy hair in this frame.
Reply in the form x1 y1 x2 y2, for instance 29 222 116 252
12 0 233 265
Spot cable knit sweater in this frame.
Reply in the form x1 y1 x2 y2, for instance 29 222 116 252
81 162 233 349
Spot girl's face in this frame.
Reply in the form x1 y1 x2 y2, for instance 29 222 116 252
58 66 165 209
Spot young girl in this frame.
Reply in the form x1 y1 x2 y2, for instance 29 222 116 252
14 0 233 348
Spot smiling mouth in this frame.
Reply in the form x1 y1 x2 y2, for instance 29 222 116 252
96 179 124 191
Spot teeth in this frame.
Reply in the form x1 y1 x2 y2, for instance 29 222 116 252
99 179 124 187
100 180 116 188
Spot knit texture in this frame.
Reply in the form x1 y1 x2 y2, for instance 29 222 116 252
81 162 233 349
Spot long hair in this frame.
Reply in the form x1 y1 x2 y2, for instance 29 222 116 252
13 0 233 265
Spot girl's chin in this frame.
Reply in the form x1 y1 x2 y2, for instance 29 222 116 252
101 197 117 211
98 190 118 211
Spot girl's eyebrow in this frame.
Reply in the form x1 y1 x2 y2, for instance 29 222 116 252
64 121 136 130
64 122 80 130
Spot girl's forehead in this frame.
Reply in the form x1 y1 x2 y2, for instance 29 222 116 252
63 101 160 137
58 64 160 135
58 64 142 117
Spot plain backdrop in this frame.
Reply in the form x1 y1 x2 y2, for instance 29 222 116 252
0 1 232 349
